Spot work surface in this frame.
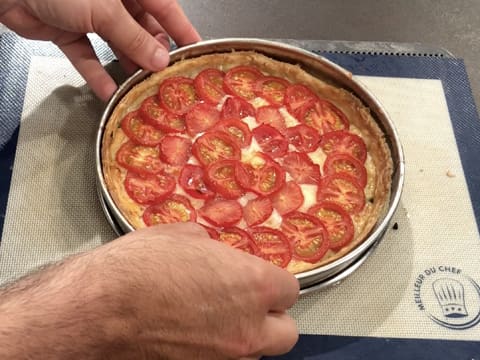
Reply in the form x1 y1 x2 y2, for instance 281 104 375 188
1 1 480 358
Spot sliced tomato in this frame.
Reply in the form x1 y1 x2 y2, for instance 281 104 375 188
194 68 225 104
201 224 219 239
192 131 241 166
140 96 186 133
185 102 220 136
212 118 252 148
116 141 163 175
254 76 289 105
285 124 320 153
217 227 258 255
281 152 321 185
323 153 367 187
121 111 163 146
199 199 243 227
308 201 354 251
252 124 288 158
205 159 245 199
284 84 318 118
124 171 175 205
244 197 273 227
298 99 349 134
158 77 197 115
178 164 215 200
317 174 365 214
221 96 256 119
248 226 292 268
271 181 304 215
319 130 367 163
281 212 330 263
159 135 192 166
143 194 196 226
223 66 263 100
256 105 287 133
235 153 286 196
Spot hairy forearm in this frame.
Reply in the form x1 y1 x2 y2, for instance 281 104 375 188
0 251 129 359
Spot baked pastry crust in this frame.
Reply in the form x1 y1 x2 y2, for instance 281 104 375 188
102 51 393 274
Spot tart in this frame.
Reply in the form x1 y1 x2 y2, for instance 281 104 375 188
101 51 392 274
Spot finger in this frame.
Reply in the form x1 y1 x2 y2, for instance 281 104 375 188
110 46 139 75
110 11 171 76
124 0 172 49
58 36 117 101
263 264 300 312
139 0 201 46
93 2 169 72
253 312 299 357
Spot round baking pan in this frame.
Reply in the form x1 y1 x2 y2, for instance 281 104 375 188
95 38 405 290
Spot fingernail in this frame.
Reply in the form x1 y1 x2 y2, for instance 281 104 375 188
151 48 169 69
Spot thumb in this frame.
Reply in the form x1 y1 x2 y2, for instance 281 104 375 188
94 2 169 71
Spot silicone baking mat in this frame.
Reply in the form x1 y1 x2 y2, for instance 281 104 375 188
1 33 479 358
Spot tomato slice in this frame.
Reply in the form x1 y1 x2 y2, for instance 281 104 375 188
249 226 292 268
159 135 192 166
185 102 220 136
140 96 186 133
252 124 289 158
212 118 252 148
201 224 219 239
194 68 226 104
323 153 367 187
271 181 304 215
217 227 258 255
143 194 196 226
298 99 349 134
235 153 286 196
285 124 320 153
254 76 290 105
317 174 365 214
284 84 318 118
221 96 256 119
281 212 330 263
319 130 367 163
124 171 176 205
199 199 243 227
121 111 163 146
308 201 354 251
116 141 163 175
205 159 245 199
192 131 241 166
281 152 321 185
158 77 197 115
256 105 287 133
244 197 273 227
179 164 215 200
223 66 263 100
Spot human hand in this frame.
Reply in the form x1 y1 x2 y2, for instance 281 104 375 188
0 0 201 101
0 222 299 359
99 222 300 359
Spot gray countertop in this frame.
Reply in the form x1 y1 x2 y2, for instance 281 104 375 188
179 0 480 108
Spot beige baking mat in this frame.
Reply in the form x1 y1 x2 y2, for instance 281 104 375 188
1 56 479 340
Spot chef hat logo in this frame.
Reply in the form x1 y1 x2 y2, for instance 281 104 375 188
432 278 468 318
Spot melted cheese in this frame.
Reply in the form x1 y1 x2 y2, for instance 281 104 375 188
279 107 300 127
250 97 270 108
298 184 318 212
